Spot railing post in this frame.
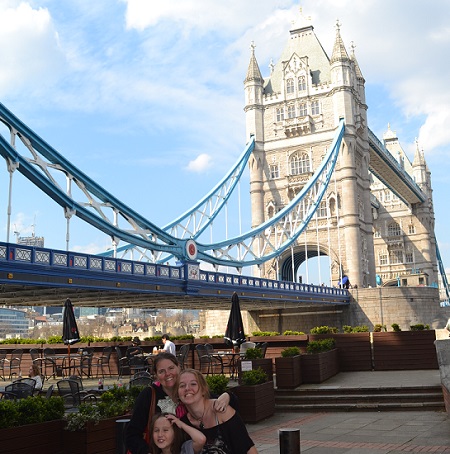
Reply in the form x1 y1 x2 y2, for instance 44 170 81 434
279 428 300 454
116 418 130 454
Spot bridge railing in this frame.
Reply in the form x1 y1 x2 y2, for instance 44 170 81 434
0 242 348 298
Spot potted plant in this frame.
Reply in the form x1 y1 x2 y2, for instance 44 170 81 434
301 338 339 383
0 396 65 453
275 346 302 389
232 368 275 423
63 384 141 454
237 347 273 383
206 374 229 395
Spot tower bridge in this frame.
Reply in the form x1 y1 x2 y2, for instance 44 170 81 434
0 12 448 332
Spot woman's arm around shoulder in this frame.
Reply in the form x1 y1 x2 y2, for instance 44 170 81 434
166 414 206 454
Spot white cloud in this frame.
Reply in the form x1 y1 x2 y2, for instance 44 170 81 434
186 153 212 173
0 2 65 96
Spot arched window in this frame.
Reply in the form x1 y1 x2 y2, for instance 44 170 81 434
276 107 284 122
388 222 401 236
299 103 307 116
298 76 306 91
290 153 310 175
317 200 327 218
311 100 320 115
286 78 294 94
287 105 295 119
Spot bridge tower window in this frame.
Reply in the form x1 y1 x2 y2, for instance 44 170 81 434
311 100 320 115
299 103 307 116
298 76 306 91
408 224 416 234
286 78 294 94
276 107 284 122
379 251 388 265
270 164 279 179
388 222 401 236
290 153 310 175
390 249 403 264
405 251 414 263
317 200 327 218
287 105 296 119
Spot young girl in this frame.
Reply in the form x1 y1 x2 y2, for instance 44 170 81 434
149 412 206 454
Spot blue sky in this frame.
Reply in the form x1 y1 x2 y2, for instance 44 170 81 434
1 0 450 279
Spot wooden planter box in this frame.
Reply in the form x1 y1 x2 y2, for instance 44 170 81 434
309 333 372 371
275 355 302 389
63 416 121 454
237 358 273 384
301 348 339 383
372 330 438 370
1 419 65 454
232 381 275 423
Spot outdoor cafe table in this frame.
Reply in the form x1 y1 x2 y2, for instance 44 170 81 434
49 353 81 377
213 351 240 379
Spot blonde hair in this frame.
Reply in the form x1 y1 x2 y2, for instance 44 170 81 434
177 368 210 401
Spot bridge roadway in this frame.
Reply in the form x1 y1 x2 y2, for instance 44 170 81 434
0 242 349 310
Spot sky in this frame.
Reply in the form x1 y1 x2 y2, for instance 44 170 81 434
0 0 450 279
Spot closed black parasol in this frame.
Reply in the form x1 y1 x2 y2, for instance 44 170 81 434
63 298 80 363
224 292 246 348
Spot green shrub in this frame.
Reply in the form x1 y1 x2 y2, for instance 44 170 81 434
410 324 430 331
306 338 336 354
206 374 229 395
343 325 353 333
0 396 64 429
373 324 386 332
391 323 401 332
283 330 305 335
244 347 263 359
240 368 267 386
251 331 280 337
65 384 139 431
310 326 338 334
281 346 300 357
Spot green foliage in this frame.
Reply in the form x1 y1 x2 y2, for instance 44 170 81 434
310 326 338 334
244 347 263 359
410 324 430 331
47 335 64 344
343 325 369 333
0 396 64 429
391 323 402 332
306 338 336 354
373 324 386 332
240 368 267 386
281 346 300 357
65 384 138 431
206 374 229 395
282 330 305 335
343 325 353 333
251 331 280 337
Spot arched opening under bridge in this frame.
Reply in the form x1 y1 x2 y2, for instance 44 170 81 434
279 246 333 286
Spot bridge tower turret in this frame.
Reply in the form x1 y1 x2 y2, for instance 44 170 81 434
244 43 265 229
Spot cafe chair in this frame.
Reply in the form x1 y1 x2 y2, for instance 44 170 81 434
239 342 256 358
8 348 24 380
129 376 152 388
57 379 97 408
0 349 7 380
176 344 190 370
4 381 34 399
42 348 57 379
115 346 129 378
93 346 113 378
195 344 222 376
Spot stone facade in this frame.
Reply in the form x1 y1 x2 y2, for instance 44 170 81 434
244 15 437 291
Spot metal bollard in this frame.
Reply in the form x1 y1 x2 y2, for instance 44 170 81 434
116 418 131 454
279 428 300 454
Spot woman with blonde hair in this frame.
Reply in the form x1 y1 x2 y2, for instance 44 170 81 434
28 363 43 390
178 368 257 454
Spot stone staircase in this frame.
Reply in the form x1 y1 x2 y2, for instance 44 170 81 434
275 385 445 412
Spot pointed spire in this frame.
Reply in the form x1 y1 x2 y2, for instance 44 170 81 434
350 41 365 82
330 20 350 64
244 41 263 84
413 138 426 167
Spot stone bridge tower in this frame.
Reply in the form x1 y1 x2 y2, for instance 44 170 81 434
245 18 376 288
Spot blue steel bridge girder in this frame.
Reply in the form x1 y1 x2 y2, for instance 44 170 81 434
0 242 350 309
0 101 344 269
